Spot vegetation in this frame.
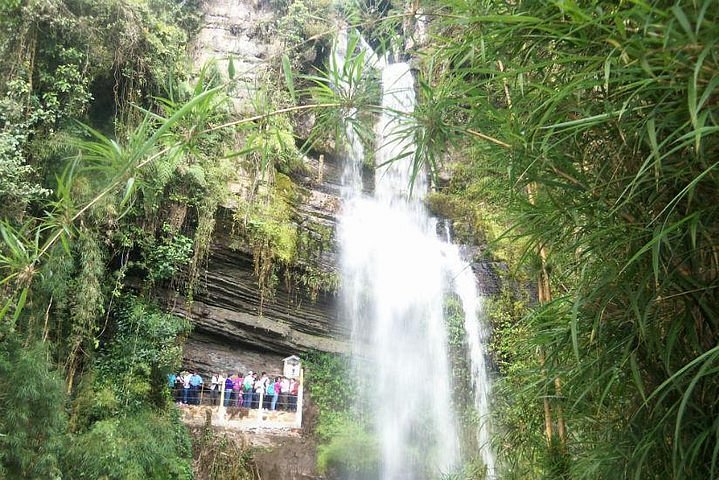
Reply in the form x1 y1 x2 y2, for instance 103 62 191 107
0 0 350 477
303 351 380 477
0 1 234 478
299 1 719 478
404 1 719 479
3 0 716 479
192 411 257 480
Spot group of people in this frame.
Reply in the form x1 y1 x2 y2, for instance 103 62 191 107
168 370 300 411
168 371 204 405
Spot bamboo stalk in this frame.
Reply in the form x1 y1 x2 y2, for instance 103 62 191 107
528 182 567 447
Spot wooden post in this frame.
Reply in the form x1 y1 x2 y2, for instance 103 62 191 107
199 385 204 405
498 58 567 449
529 183 567 448
317 154 324 184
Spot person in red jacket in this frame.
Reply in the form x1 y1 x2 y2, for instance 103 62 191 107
288 378 299 412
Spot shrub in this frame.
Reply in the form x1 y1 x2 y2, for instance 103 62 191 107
0 339 67 478
63 409 192 480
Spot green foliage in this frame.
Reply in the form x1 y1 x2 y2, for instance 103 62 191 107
440 456 488 480
275 0 335 68
0 127 50 219
142 64 233 207
304 351 379 475
488 287 549 480
0 2 279 479
109 65 234 294
295 264 341 301
64 296 192 479
414 0 719 478
234 173 299 298
0 0 201 221
243 103 306 176
444 296 477 449
67 295 190 431
65 229 107 379
143 224 195 282
232 162 339 301
316 418 379 477
426 151 527 266
303 351 355 433
92 295 191 413
0 339 67 479
63 409 192 480
304 29 382 153
292 220 340 299
338 0 404 57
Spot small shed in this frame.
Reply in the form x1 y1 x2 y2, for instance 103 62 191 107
283 355 301 379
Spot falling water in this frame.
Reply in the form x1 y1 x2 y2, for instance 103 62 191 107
335 31 496 479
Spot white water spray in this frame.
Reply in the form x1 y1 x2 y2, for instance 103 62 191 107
335 30 496 479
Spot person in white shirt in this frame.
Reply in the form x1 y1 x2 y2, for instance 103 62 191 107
210 374 220 405
217 374 226 406
182 371 191 405
253 375 265 409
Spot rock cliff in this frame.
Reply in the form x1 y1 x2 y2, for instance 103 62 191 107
173 199 348 377
168 0 349 378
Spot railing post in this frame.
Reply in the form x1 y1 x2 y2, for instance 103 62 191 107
199 385 204 405
257 391 264 424
294 368 304 428
218 385 226 424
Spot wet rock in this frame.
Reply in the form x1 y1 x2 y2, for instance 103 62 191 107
179 0 349 381
473 259 505 297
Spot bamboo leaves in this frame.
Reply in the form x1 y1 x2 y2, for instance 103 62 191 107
422 0 719 477
0 80 225 331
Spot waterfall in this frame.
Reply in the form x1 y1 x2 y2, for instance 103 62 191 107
445 252 497 479
335 30 496 479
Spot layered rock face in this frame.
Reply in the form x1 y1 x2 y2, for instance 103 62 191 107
175 201 348 377
176 0 349 377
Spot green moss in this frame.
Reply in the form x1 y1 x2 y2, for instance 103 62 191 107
293 219 340 298
425 189 522 266
233 171 341 301
233 173 299 299
296 265 341 300
247 176 298 263
426 191 488 245
245 117 307 175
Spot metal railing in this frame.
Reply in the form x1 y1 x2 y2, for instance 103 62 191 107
170 369 305 428
169 385 299 411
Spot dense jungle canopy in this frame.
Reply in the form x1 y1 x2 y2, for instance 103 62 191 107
0 0 717 479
